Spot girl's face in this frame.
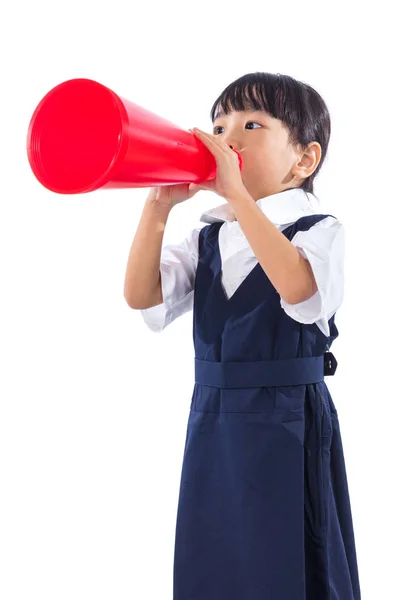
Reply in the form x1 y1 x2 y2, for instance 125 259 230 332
212 109 313 200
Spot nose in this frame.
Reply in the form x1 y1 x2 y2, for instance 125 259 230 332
228 143 244 156
218 130 243 153
223 138 240 151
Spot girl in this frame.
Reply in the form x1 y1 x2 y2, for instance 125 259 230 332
124 72 361 600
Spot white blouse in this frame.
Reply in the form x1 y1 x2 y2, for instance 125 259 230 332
140 188 345 337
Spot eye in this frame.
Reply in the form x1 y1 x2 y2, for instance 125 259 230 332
213 121 262 135
245 122 262 129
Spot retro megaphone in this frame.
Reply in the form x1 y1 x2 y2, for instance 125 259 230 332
26 78 242 194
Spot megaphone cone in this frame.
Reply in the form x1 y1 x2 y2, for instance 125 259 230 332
26 78 242 194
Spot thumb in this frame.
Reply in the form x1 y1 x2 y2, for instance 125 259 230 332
188 183 202 195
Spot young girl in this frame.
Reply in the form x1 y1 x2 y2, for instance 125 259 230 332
124 72 361 600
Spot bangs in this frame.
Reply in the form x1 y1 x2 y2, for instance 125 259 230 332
210 73 306 139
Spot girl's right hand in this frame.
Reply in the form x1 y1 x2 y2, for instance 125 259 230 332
147 183 200 209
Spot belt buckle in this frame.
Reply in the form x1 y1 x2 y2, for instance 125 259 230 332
324 351 337 376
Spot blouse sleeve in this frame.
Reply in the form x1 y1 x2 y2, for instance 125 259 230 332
140 227 201 332
280 216 345 337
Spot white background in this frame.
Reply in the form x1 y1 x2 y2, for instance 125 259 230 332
1 1 399 598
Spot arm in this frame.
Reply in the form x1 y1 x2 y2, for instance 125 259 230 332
228 191 317 304
139 227 201 332
124 196 172 309
280 217 345 336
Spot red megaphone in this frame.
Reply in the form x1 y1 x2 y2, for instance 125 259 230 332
26 78 243 194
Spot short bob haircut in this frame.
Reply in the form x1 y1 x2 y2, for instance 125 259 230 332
210 72 330 194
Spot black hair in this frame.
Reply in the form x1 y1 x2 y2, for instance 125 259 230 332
210 72 330 194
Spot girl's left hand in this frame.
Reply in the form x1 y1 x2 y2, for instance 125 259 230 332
188 127 247 201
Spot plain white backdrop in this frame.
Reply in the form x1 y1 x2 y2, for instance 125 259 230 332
1 1 399 598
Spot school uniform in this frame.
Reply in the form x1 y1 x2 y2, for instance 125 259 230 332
140 188 361 600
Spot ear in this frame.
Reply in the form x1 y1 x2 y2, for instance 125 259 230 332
293 142 322 180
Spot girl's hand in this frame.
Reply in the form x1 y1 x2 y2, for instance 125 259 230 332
147 182 200 210
188 127 247 201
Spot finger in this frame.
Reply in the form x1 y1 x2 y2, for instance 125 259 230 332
192 128 220 142
192 129 234 160
191 128 215 145
192 127 223 147
190 180 215 192
193 127 236 155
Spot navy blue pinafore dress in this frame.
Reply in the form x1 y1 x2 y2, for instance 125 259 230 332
173 214 361 600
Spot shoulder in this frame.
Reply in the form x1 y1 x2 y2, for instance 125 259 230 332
282 213 345 257
281 214 344 244
294 213 343 232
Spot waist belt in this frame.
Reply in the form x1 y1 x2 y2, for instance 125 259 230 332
194 352 337 388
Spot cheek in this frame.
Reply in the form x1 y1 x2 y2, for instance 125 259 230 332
263 143 294 174
241 139 292 178
244 149 280 178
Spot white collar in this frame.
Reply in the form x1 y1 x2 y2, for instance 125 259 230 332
199 188 322 226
